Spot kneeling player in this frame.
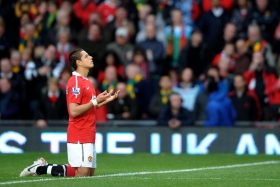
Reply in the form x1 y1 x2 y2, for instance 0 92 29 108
20 49 120 177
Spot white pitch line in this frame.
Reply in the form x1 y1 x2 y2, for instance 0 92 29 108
0 160 279 185
122 177 280 181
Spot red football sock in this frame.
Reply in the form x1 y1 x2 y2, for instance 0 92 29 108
66 165 76 177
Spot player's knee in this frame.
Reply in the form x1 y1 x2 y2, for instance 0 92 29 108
75 167 91 177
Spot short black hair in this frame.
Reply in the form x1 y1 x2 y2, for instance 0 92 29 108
69 48 84 70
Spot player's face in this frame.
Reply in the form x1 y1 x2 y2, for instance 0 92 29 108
80 51 94 69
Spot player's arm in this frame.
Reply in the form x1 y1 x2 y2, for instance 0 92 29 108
69 91 111 118
96 90 120 109
69 102 95 118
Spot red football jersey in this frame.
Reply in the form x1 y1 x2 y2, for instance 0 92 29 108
66 71 97 143
98 2 117 26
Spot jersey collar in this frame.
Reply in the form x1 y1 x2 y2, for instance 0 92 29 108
72 71 88 80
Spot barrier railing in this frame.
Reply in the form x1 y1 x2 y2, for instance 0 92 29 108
0 120 279 128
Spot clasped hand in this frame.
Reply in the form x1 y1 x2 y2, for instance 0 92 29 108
96 90 120 104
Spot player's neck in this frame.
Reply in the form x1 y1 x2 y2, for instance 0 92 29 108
75 67 89 78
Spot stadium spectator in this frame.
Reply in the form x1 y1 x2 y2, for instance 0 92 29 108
0 78 20 119
10 50 24 77
88 12 103 26
235 38 252 74
244 52 278 111
107 82 138 120
204 77 236 127
174 0 201 27
173 68 199 112
146 11 166 32
244 0 278 43
24 44 63 119
166 9 192 68
18 22 38 53
217 57 234 92
73 0 97 28
137 24 165 74
100 66 118 92
229 74 261 121
98 0 119 26
149 75 172 119
157 93 194 128
178 29 206 78
136 14 166 47
231 0 249 38
197 0 230 63
56 27 74 64
36 77 68 127
107 27 134 65
246 24 275 68
129 46 156 80
106 5 135 41
97 50 124 83
126 64 152 119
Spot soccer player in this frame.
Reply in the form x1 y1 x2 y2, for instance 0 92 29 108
20 48 120 177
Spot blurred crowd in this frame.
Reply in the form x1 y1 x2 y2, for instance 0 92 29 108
1 0 280 128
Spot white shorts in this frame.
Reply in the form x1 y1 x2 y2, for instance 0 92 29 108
67 143 96 168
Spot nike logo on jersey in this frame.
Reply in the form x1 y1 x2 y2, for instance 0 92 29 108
86 87 89 90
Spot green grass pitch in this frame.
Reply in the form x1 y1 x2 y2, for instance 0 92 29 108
0 153 280 187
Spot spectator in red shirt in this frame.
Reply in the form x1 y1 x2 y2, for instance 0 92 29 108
98 0 119 26
202 0 234 12
74 0 97 28
212 43 236 72
244 52 277 108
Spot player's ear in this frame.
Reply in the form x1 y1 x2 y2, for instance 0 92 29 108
76 59 82 66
